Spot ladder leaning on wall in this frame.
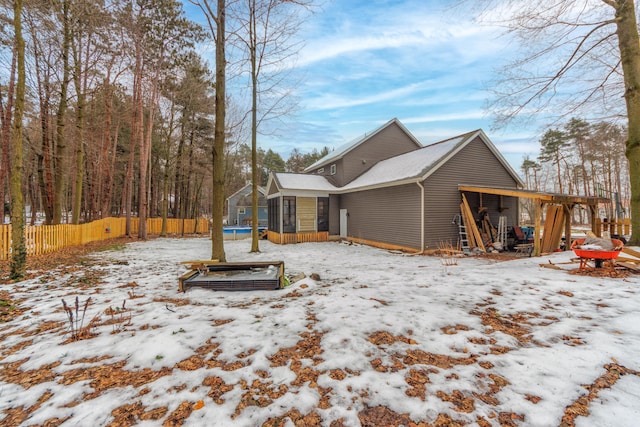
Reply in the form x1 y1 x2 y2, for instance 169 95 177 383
497 216 507 248
452 214 470 255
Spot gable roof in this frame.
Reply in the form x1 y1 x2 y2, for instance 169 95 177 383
342 129 523 191
270 128 523 194
226 183 265 201
270 172 338 192
303 118 422 172
340 132 470 191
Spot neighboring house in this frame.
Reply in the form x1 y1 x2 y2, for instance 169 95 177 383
265 118 525 251
226 184 268 226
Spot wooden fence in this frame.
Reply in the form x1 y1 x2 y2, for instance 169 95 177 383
594 218 631 237
0 216 210 260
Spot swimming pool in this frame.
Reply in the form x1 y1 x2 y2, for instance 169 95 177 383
223 226 267 240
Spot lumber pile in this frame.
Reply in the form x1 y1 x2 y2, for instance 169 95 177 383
617 247 640 272
541 205 564 253
460 194 485 252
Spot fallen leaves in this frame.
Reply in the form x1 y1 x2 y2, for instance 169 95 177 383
0 291 24 323
405 368 437 400
202 376 233 404
437 389 475 413
471 307 535 343
2 241 638 427
560 363 640 427
367 330 417 347
59 360 173 400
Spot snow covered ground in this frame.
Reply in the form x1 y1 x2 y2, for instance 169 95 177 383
1 237 639 426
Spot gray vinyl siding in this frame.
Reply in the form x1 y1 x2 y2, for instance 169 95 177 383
422 136 519 249
228 187 268 226
340 123 420 186
329 194 341 235
341 184 421 249
267 182 279 196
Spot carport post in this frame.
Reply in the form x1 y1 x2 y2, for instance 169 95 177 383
533 200 542 256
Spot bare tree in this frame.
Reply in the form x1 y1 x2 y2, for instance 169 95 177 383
192 0 228 262
0 42 16 225
52 0 71 225
476 1 640 243
10 0 26 279
231 0 310 252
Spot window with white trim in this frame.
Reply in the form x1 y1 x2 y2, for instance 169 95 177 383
330 164 336 175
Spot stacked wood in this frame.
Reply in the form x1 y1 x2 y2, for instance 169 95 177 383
617 247 640 272
460 194 485 252
541 205 565 253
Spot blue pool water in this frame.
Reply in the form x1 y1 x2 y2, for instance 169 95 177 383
223 226 267 240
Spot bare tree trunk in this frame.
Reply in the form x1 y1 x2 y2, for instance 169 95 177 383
125 49 143 236
212 0 227 261
72 30 86 224
53 0 72 224
10 0 27 280
160 96 177 237
614 0 640 243
0 45 16 225
249 0 259 252
28 16 55 225
101 76 115 218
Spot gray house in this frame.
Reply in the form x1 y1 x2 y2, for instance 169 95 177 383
226 183 268 226
265 118 524 251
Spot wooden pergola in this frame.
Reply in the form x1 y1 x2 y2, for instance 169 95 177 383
459 185 611 256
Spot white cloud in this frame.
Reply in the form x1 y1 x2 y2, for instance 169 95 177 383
403 111 487 124
305 82 427 111
298 31 431 67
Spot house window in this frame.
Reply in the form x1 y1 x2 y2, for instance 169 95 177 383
317 197 329 232
268 198 280 232
283 196 296 233
317 168 324 174
238 208 246 214
330 164 336 175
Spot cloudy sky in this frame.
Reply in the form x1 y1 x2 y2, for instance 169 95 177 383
185 0 572 172
267 0 545 170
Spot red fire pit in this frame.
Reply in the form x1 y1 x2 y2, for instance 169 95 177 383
571 238 624 270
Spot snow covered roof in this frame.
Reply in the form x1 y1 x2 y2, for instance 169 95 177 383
273 172 338 192
341 132 469 191
272 128 523 193
303 118 422 172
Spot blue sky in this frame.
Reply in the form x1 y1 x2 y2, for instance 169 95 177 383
185 0 548 172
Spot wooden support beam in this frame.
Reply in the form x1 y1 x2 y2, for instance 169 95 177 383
589 205 598 236
563 205 573 251
533 201 542 256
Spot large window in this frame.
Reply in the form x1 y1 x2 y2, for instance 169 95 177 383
317 197 329 232
283 197 296 233
268 198 280 232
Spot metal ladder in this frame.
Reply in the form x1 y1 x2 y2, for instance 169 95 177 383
453 214 470 254
497 216 507 248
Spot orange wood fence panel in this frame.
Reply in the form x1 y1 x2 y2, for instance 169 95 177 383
0 217 210 260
